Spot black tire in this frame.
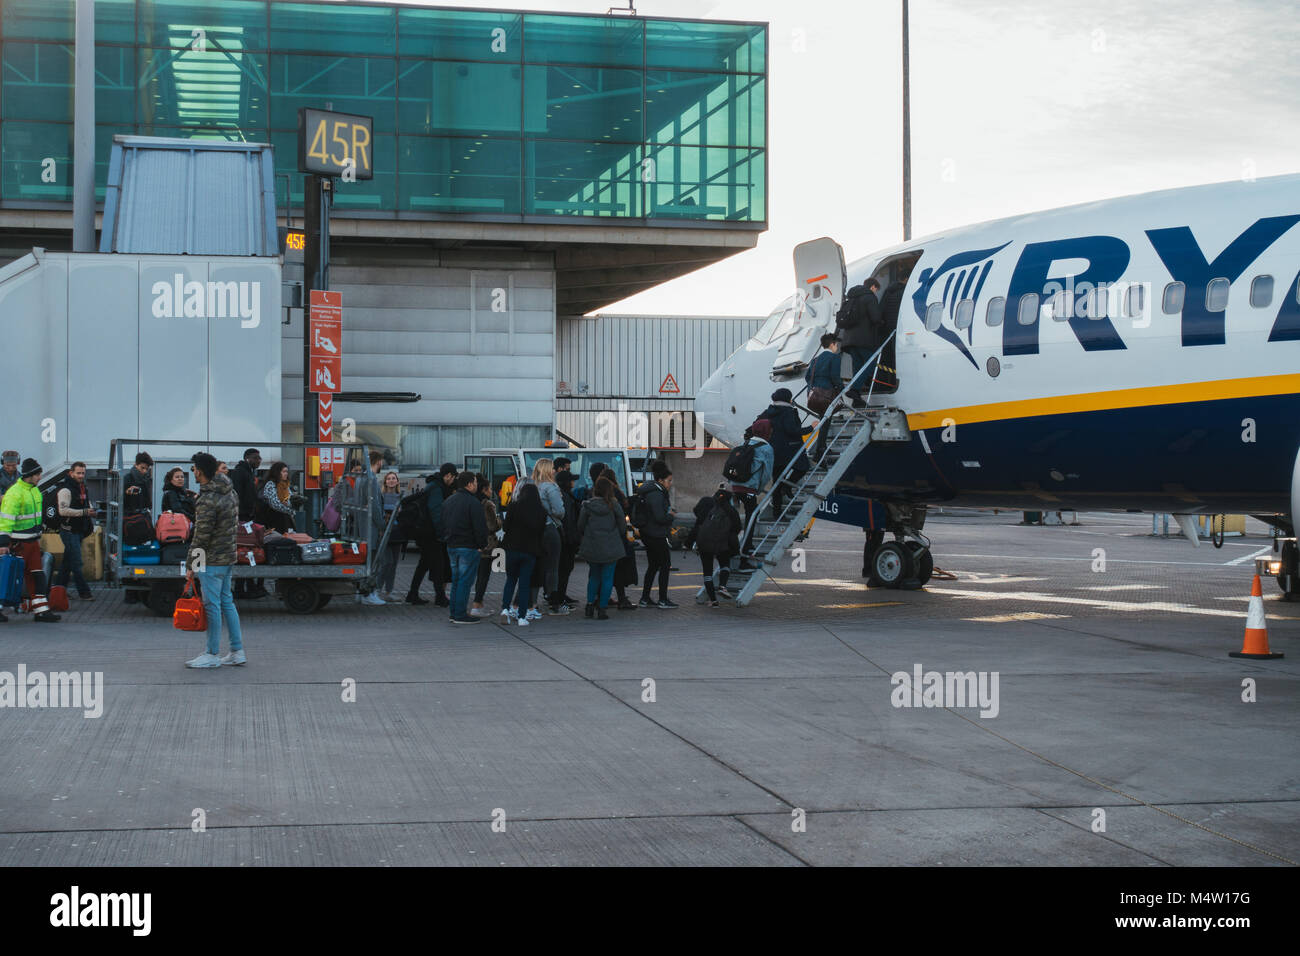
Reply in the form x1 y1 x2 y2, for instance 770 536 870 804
871 542 914 589
862 530 886 585
148 582 183 618
282 581 320 615
907 543 934 586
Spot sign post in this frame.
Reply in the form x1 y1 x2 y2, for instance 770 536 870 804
308 289 342 439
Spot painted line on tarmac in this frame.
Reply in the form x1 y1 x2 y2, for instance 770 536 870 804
933 586 1298 619
1225 547 1272 566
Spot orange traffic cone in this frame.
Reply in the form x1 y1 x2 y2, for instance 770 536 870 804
1229 575 1284 659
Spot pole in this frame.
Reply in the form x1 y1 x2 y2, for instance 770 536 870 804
72 0 96 251
303 175 331 443
901 0 912 243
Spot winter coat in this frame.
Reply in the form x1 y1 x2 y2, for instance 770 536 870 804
730 438 774 494
836 283 884 349
189 473 237 569
161 486 197 520
479 495 501 557
502 488 547 557
632 480 673 539
760 401 808 474
124 466 152 515
577 497 628 565
805 349 840 392
442 488 489 551
693 494 742 555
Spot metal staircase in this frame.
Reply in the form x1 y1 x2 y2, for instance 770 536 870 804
709 332 911 607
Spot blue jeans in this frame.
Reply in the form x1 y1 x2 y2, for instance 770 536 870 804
585 562 615 609
57 531 90 596
194 565 243 656
447 547 480 619
502 551 536 612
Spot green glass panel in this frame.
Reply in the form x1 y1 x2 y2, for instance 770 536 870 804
2 42 73 123
96 0 138 47
271 128 394 212
398 136 520 214
269 2 395 56
526 139 640 218
646 71 763 148
522 14 642 68
398 9 521 62
269 54 395 132
644 144 764 222
1 0 73 43
137 47 267 137
1 121 71 201
96 44 136 127
138 0 269 51
523 65 640 142
645 21 766 74
397 60 520 137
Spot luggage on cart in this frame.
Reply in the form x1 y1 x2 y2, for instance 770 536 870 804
237 545 266 567
236 521 265 548
284 531 314 544
155 512 192 544
265 538 303 566
124 511 154 545
123 541 162 565
331 541 367 565
160 542 190 565
299 540 332 564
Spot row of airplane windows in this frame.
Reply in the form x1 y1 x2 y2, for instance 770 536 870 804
922 274 1293 331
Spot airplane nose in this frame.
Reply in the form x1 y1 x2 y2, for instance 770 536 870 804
695 366 727 444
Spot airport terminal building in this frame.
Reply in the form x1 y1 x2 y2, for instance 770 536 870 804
0 0 767 467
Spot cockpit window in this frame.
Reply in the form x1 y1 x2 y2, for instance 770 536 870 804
750 295 797 347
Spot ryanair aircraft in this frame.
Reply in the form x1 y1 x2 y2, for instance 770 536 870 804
695 174 1300 592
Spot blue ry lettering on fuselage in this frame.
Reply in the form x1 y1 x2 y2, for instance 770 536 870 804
1002 235 1129 356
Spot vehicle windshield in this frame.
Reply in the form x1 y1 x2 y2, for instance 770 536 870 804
522 450 626 498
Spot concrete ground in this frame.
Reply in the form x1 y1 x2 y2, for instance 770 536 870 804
1 511 1296 866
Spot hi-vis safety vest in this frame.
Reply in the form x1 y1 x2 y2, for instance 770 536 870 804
499 475 516 507
0 480 43 540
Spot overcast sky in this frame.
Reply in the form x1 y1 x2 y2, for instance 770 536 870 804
377 0 1300 316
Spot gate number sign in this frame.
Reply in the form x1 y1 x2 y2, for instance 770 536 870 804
298 108 373 180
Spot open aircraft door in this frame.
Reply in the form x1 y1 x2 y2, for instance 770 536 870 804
771 238 847 378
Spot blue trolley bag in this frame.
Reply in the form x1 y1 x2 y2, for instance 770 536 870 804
0 553 25 608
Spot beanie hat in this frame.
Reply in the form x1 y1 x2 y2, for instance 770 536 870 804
771 387 793 403
20 457 42 478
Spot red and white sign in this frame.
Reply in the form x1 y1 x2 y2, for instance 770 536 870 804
658 373 680 394
318 394 333 442
308 289 342 394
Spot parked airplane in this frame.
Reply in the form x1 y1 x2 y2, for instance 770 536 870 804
695 174 1300 595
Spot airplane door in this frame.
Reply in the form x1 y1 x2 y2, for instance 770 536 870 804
772 238 847 378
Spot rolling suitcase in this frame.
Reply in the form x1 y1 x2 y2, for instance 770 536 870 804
237 545 266 567
155 512 192 544
160 542 190 565
299 540 332 564
331 541 367 565
123 541 162 565
0 554 25 608
265 538 302 566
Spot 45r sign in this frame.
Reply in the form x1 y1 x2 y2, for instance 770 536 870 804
298 108 373 180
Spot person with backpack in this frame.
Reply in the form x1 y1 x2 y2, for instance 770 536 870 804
441 471 490 625
759 388 809 519
555 470 580 606
725 421 774 562
694 486 743 606
835 278 882 408
633 461 677 609
577 475 629 619
405 463 457 606
518 459 568 616
469 473 501 618
806 333 844 462
500 481 546 627
595 465 639 610
53 461 95 601
0 457 61 623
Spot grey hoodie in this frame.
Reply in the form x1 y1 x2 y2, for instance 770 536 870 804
577 496 628 565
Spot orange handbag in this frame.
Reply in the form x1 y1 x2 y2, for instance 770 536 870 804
172 580 207 632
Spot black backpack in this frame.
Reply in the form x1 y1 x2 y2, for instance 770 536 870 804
630 485 653 529
42 498 64 533
696 502 734 553
722 442 757 483
560 493 580 548
394 486 433 540
123 511 154 546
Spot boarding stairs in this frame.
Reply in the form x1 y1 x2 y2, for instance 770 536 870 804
712 333 911 608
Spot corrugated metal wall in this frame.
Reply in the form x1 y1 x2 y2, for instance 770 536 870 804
556 314 761 399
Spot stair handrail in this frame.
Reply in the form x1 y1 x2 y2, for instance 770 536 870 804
739 330 897 554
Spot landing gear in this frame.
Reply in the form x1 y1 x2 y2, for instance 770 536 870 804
1276 540 1300 601
864 504 932 590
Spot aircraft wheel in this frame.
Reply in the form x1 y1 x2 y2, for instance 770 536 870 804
862 530 886 585
870 542 914 589
907 543 934 586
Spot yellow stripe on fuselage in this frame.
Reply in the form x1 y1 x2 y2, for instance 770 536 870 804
906 373 1300 431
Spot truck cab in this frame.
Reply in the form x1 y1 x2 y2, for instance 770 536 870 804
464 444 636 504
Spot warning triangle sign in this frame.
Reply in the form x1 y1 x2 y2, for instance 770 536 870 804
659 373 680 394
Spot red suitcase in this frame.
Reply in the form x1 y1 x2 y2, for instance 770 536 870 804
155 512 192 544
331 541 367 565
237 545 266 567
285 531 313 544
236 521 265 548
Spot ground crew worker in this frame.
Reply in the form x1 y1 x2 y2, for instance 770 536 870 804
0 450 20 496
0 457 61 622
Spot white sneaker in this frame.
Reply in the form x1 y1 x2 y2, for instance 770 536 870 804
470 607 493 617
362 592 386 606
525 608 542 621
185 653 223 668
517 616 530 627
501 607 517 620
219 649 247 666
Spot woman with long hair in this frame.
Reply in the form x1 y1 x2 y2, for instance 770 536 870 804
160 466 197 519
577 476 628 619
500 482 546 626
377 470 403 601
525 458 568 615
258 460 296 534
596 465 639 610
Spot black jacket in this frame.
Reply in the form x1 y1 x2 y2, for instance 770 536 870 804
441 488 489 551
230 460 258 521
162 486 197 520
123 466 152 515
759 402 807 472
502 487 547 556
633 480 673 538
836 284 883 349
693 494 742 555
